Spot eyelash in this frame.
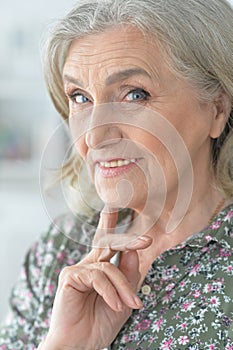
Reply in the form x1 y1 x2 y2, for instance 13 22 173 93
69 90 92 104
67 87 151 105
125 88 150 102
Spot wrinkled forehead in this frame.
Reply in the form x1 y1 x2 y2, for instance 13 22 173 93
63 25 165 79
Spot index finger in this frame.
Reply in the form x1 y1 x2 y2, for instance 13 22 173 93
92 205 119 247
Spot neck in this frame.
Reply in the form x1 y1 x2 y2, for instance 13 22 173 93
132 186 226 283
130 172 225 249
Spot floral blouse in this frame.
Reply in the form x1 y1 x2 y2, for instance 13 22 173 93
0 205 233 350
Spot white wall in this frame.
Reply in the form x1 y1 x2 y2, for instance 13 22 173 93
0 0 76 323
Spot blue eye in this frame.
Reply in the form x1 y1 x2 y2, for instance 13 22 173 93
72 93 90 104
126 88 150 102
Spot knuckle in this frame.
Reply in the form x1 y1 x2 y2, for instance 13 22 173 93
90 262 113 281
58 266 74 284
101 284 113 299
97 261 112 270
91 269 103 281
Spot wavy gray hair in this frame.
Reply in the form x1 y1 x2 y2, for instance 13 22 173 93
44 0 233 213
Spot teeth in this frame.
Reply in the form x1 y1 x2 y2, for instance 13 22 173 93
99 159 137 168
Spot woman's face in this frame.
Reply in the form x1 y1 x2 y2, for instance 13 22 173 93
63 26 219 213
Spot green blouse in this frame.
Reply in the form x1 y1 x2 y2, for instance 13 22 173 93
0 205 233 349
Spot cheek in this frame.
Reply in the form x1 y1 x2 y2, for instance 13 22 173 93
130 129 165 159
175 118 211 154
132 130 184 181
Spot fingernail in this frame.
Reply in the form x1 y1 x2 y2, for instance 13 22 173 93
126 236 150 249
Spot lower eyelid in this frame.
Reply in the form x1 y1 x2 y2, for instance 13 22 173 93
126 90 150 101
71 93 91 104
67 88 150 104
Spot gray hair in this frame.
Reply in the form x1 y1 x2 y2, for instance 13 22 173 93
44 0 233 206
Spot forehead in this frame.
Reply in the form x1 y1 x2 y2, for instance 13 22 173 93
63 25 165 76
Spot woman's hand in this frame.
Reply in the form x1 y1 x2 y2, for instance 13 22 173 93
42 208 152 350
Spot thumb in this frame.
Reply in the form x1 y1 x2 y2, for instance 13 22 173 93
118 250 141 294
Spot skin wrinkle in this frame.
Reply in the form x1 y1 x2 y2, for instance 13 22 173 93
64 26 227 266
63 41 182 108
64 68 157 96
63 31 162 92
63 34 163 96
63 67 160 100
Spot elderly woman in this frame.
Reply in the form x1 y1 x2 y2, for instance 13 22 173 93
1 0 233 349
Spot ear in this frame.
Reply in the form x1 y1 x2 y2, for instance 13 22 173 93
209 91 232 139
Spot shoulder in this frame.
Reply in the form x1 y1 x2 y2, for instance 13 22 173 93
17 211 99 301
7 212 98 324
209 203 233 249
35 211 98 267
0 212 98 348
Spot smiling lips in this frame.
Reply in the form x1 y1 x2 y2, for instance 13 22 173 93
99 158 138 168
97 158 139 178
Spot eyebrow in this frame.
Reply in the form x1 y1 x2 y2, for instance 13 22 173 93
63 75 84 88
105 68 151 85
63 68 151 88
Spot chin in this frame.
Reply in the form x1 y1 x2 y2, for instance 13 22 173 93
95 182 147 213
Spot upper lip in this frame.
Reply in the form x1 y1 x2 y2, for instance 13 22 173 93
87 147 144 165
96 157 138 163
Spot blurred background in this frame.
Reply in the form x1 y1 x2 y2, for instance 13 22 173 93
0 0 76 322
1 0 233 324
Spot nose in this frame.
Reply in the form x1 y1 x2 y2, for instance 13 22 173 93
85 104 123 149
85 124 122 149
